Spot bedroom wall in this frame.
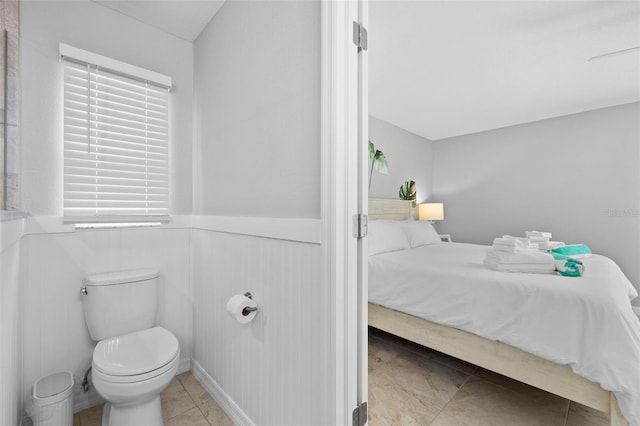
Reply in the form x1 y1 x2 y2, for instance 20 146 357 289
432 102 640 289
193 0 320 218
192 0 332 424
19 0 195 413
369 116 434 203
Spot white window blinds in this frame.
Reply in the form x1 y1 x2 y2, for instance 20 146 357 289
61 44 171 223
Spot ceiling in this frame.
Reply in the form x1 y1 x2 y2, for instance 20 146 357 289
369 1 640 141
93 0 225 42
89 1 639 140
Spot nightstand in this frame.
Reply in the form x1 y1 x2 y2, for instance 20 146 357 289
439 234 451 243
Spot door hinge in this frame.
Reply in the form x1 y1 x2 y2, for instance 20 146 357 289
352 401 368 426
353 21 368 51
352 214 368 239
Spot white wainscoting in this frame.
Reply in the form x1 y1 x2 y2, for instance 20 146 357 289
0 218 24 426
192 361 254 426
192 215 321 244
17 215 327 421
192 228 333 425
21 226 193 412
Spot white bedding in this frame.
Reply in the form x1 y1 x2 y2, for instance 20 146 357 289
369 242 640 425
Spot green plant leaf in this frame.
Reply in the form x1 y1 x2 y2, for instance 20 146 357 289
408 180 416 197
399 180 416 200
373 150 389 174
369 141 375 160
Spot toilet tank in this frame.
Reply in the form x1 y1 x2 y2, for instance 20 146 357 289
83 269 159 341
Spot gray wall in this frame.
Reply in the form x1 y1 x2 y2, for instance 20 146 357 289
369 116 433 203
192 1 333 424
21 0 194 216
432 102 640 288
193 0 320 218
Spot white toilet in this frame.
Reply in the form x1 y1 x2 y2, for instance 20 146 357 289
82 269 180 426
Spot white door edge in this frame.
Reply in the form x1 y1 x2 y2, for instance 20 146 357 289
356 0 369 418
320 0 364 424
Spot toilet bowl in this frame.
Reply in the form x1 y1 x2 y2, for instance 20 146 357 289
91 326 180 426
82 269 180 426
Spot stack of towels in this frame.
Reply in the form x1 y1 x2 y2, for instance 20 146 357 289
525 230 565 252
484 236 556 274
484 232 589 277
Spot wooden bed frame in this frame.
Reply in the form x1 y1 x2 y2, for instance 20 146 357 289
367 198 628 426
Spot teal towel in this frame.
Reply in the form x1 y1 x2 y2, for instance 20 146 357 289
551 244 592 257
551 252 585 277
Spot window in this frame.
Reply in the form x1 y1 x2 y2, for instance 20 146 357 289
61 44 171 223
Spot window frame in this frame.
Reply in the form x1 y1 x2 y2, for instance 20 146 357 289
60 44 172 224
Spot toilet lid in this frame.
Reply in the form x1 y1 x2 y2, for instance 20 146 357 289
93 327 179 376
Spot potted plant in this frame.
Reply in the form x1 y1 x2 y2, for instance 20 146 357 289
399 180 417 207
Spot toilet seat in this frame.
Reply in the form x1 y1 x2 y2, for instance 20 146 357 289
93 326 179 383
92 353 179 384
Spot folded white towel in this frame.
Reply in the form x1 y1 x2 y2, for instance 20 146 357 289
501 235 531 243
486 249 554 265
491 245 540 254
493 237 537 248
493 238 519 247
483 259 556 274
526 230 552 239
528 236 551 243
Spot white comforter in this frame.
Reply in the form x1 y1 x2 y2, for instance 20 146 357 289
369 243 640 425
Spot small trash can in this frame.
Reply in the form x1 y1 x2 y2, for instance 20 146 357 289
32 371 74 426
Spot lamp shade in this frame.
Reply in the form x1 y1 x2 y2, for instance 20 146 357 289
419 203 444 221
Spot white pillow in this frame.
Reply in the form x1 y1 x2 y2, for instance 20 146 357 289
368 220 411 255
400 220 442 247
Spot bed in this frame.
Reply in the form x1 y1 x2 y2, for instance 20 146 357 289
367 198 640 426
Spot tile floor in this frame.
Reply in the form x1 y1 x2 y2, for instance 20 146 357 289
76 333 611 426
73 372 233 426
368 327 610 426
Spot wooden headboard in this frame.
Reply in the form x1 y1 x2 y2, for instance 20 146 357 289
368 198 412 221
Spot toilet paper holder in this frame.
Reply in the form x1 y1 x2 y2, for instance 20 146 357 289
242 292 258 316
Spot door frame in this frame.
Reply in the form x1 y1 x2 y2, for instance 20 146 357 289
320 0 368 424
356 0 369 419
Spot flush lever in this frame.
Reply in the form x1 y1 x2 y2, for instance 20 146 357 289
80 286 88 295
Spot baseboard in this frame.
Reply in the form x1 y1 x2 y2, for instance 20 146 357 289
177 357 191 375
192 360 254 426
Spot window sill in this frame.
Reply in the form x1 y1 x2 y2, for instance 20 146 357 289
74 222 163 230
0 210 28 222
22 215 191 236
